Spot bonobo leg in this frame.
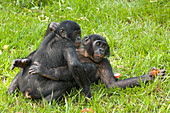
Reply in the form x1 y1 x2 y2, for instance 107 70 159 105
44 22 59 38
8 58 32 94
11 58 31 70
8 70 21 94
24 79 73 103
44 83 72 103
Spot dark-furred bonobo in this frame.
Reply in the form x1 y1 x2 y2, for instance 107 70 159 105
8 20 91 102
9 23 165 102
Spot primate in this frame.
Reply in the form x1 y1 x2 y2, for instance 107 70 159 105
8 20 91 102
9 22 165 102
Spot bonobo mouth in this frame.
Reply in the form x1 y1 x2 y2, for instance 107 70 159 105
97 54 104 59
75 42 81 48
93 53 104 63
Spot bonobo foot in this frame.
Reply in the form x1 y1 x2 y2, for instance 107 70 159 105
11 58 31 70
44 22 59 38
142 67 165 81
49 22 59 31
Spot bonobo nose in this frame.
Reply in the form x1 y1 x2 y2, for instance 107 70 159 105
77 36 81 40
99 48 105 55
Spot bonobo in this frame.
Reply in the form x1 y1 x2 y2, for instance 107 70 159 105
77 35 165 89
8 20 91 102
9 33 165 102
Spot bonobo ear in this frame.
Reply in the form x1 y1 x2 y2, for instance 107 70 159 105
82 35 90 45
59 27 67 38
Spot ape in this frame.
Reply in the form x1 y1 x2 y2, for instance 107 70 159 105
8 20 91 102
77 35 165 88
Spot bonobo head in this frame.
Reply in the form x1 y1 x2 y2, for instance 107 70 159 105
54 20 81 48
82 34 110 63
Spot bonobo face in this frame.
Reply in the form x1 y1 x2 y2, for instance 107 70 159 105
58 20 81 48
92 39 109 62
83 34 110 63
72 30 81 48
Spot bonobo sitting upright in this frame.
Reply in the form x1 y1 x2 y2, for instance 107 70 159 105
8 20 91 102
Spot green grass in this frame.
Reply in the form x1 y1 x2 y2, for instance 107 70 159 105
0 0 169 112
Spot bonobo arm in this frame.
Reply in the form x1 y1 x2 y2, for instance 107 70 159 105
63 41 92 99
29 62 72 81
99 59 165 89
9 50 37 94
98 58 117 87
38 32 56 49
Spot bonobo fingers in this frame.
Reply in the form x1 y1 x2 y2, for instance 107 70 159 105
147 67 166 80
158 69 166 79
158 69 165 76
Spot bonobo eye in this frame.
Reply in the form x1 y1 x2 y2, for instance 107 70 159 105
83 35 90 45
74 30 81 36
102 44 106 48
96 42 100 46
84 37 89 42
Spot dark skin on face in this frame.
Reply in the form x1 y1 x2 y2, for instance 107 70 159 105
8 20 91 102
9 23 165 103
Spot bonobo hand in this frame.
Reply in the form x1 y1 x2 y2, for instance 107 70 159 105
29 62 48 75
142 67 165 81
11 58 31 70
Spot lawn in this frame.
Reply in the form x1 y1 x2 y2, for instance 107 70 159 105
0 0 169 112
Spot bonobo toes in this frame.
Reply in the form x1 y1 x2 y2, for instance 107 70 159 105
11 58 31 70
28 62 44 75
49 22 59 31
